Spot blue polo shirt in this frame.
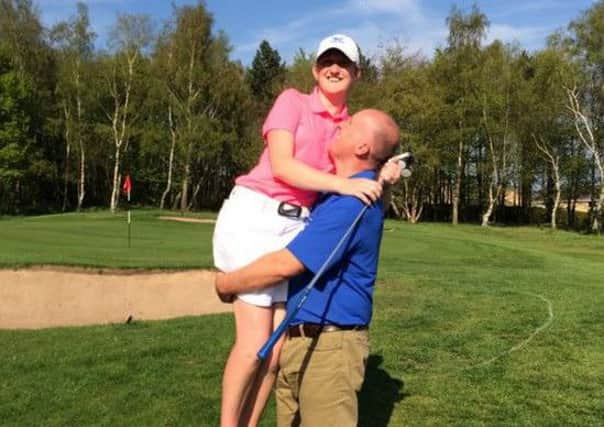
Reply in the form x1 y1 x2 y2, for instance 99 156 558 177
286 170 384 327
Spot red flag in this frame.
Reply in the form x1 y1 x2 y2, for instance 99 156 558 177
122 174 132 195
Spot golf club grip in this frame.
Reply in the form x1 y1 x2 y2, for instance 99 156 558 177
257 297 303 361
257 204 369 361
257 323 287 361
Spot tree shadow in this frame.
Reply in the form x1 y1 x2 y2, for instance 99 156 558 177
358 354 407 427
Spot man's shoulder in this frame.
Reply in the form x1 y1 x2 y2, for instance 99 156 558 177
313 192 364 216
312 192 383 225
312 171 379 216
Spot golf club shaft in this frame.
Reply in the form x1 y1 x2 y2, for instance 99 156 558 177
257 152 414 360
257 203 369 361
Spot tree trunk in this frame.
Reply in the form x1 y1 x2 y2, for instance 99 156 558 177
452 122 464 225
593 173 604 235
179 42 200 213
62 105 71 212
533 135 561 230
188 180 201 210
481 183 503 227
77 148 85 211
180 163 191 212
551 162 561 230
566 86 604 233
110 148 121 212
108 55 135 213
481 187 494 227
160 104 177 210
76 72 86 211
63 142 70 212
389 200 401 218
402 180 424 224
480 91 510 228
172 191 182 210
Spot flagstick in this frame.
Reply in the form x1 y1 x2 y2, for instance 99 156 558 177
127 189 131 249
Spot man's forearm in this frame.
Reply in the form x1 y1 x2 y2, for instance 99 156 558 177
216 249 305 295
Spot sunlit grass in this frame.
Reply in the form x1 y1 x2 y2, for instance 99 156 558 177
1 218 602 425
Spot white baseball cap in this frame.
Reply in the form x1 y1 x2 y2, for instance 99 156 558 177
316 34 360 66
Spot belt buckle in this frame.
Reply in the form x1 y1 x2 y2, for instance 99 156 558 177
278 202 302 218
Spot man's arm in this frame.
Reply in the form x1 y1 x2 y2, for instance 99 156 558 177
215 248 305 298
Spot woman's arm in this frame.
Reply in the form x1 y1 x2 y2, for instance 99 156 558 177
268 129 382 204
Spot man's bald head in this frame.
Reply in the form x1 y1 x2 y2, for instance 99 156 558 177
354 109 400 168
329 108 400 177
329 109 400 176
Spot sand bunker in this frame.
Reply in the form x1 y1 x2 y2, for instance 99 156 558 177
0 268 230 330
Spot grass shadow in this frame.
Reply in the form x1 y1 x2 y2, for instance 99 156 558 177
358 354 406 427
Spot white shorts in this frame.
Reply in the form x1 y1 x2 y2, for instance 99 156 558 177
213 185 309 307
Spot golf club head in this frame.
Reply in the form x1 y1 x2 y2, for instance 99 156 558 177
389 152 415 177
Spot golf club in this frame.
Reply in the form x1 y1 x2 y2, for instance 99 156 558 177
257 152 415 361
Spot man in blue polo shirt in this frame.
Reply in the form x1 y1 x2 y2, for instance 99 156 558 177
215 108 400 426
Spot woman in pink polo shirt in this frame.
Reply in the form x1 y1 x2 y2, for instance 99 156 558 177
213 34 393 427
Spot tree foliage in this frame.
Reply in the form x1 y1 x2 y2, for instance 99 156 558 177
1 1 603 234
246 40 285 110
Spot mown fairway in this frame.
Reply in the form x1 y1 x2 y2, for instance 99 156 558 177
1 214 603 426
0 210 216 269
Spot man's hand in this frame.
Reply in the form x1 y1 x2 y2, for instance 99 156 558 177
215 272 234 304
378 159 402 186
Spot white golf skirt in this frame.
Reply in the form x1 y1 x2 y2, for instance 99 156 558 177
213 185 309 307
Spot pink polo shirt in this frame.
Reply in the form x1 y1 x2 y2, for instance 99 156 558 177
235 87 349 208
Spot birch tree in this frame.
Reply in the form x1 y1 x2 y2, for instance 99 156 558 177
526 48 575 229
567 85 604 233
155 3 215 212
567 2 604 233
374 44 442 223
104 14 152 212
441 5 488 224
153 26 178 210
50 2 95 211
478 42 515 227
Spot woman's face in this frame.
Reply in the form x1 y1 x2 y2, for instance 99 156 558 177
312 49 360 97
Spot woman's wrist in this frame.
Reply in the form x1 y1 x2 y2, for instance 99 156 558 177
332 176 347 194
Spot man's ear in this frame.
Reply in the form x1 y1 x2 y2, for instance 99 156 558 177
354 140 371 158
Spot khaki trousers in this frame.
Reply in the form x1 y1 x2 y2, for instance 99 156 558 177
276 329 369 427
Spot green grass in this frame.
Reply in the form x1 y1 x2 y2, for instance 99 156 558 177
1 217 603 426
0 210 216 269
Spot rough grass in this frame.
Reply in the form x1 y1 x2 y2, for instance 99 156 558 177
1 218 603 426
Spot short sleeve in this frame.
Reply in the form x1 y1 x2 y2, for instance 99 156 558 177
262 88 303 140
287 196 366 274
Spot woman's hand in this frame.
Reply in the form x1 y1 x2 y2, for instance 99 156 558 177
378 160 402 186
336 177 383 205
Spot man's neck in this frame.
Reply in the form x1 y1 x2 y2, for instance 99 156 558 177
334 158 373 178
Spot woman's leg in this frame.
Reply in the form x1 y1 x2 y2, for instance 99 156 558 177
239 303 286 427
220 299 274 427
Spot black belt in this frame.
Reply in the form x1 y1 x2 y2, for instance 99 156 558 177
278 202 304 218
287 323 368 338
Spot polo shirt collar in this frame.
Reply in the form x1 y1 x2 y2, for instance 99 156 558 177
350 169 377 180
310 86 349 120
